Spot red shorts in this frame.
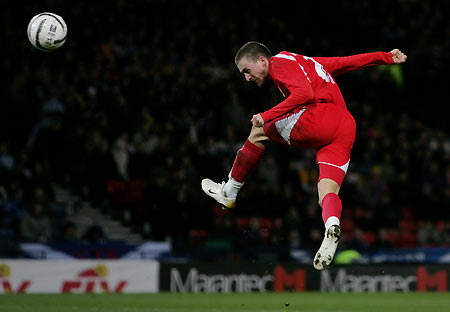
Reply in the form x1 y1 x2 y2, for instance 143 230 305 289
264 103 356 186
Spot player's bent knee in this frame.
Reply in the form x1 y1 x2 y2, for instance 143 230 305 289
248 126 269 146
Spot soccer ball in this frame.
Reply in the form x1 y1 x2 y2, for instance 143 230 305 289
27 12 67 51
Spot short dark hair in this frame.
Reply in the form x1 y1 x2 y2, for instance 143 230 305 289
235 41 272 64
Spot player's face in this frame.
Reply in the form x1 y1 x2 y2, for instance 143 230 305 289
237 56 269 87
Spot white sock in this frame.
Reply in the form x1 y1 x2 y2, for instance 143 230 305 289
223 176 243 199
324 216 340 231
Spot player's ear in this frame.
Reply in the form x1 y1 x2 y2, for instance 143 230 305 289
258 55 267 66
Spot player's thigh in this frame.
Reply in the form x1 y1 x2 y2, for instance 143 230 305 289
316 111 355 184
316 143 351 186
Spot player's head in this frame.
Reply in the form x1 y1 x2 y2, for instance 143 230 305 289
235 41 272 87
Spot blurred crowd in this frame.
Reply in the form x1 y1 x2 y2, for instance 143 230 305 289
0 0 449 260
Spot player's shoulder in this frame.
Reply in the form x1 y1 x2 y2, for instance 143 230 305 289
272 51 299 61
271 51 304 67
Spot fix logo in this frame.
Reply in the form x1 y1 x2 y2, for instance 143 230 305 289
273 265 306 292
0 263 31 293
61 264 127 293
416 266 448 291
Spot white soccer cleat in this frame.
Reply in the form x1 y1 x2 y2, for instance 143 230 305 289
313 224 341 270
201 178 236 209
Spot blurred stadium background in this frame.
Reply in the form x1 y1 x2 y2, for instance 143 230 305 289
0 0 449 300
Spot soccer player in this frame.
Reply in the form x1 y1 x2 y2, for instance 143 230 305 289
201 42 407 270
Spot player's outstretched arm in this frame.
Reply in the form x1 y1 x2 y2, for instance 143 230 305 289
313 49 406 77
391 49 407 64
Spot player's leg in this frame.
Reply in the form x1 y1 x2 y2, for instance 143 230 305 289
201 126 269 209
312 108 356 270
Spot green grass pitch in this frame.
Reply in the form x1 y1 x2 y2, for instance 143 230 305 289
0 292 448 312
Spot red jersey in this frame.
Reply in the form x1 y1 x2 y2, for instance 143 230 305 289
260 51 394 123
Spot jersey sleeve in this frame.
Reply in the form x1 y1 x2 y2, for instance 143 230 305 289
260 58 315 123
313 51 394 77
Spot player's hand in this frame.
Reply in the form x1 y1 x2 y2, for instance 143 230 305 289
391 49 407 64
251 114 265 127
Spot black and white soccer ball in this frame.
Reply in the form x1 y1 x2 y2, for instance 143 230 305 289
27 12 67 52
